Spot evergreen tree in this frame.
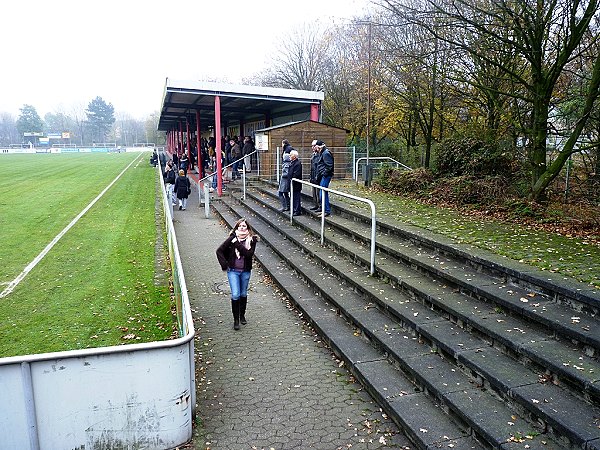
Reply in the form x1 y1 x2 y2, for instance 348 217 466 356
85 96 115 144
16 104 44 139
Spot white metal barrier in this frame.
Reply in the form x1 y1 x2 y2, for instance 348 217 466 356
290 179 377 275
194 151 257 218
0 165 196 450
354 156 412 183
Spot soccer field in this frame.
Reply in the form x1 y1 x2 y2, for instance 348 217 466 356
0 153 175 357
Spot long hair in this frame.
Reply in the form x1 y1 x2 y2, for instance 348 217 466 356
231 217 255 237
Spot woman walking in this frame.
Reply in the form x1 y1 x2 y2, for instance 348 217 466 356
215 218 258 330
173 169 191 210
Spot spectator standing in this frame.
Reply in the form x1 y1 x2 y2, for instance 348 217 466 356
159 150 167 169
173 169 191 210
309 141 321 211
200 143 209 178
215 218 258 330
224 135 232 165
230 138 242 180
282 139 293 154
163 160 177 206
242 136 254 172
179 153 189 174
208 137 216 171
315 140 334 217
289 149 303 216
278 152 291 211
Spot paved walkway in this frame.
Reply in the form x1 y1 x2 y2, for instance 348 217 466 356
172 199 411 449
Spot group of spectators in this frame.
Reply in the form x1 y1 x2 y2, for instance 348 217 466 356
163 159 191 211
162 134 258 210
278 138 334 217
162 135 334 216
216 137 334 332
202 135 255 179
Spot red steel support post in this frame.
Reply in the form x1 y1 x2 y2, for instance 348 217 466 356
310 103 319 122
215 96 222 196
186 118 191 169
196 111 202 174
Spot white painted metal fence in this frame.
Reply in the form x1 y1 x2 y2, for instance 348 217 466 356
0 166 195 450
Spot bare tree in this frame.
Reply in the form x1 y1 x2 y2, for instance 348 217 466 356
375 4 453 167
260 24 330 91
0 112 19 146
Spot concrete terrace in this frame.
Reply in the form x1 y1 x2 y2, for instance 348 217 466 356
176 175 600 449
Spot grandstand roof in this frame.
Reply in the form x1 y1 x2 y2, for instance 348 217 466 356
157 79 324 132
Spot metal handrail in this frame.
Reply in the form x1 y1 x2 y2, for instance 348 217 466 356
196 149 258 184
194 150 258 217
290 178 377 275
354 156 411 183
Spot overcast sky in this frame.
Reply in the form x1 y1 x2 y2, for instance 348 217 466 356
1 0 372 120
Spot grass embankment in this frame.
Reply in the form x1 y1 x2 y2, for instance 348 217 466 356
334 180 600 288
0 153 174 357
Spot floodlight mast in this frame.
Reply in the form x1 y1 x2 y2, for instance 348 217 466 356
367 20 371 170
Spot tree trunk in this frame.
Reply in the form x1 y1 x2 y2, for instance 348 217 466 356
530 52 600 201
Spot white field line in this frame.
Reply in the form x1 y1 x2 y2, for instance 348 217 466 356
0 153 145 299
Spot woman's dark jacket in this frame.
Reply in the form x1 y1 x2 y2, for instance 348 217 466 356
179 155 189 172
174 175 190 199
231 143 242 160
216 235 257 271
164 167 176 184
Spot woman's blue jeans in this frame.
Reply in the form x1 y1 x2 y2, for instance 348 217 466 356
227 269 251 300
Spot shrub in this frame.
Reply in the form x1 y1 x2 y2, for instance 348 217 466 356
429 175 514 206
373 167 434 194
436 138 514 178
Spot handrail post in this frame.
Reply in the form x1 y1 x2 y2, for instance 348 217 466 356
289 189 294 223
352 146 356 180
276 146 280 183
204 182 210 218
320 199 325 245
290 178 377 275
242 168 246 201
368 200 376 275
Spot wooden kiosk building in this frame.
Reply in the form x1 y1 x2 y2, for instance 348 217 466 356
255 120 349 180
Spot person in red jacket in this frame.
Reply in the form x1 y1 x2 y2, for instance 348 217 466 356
215 218 258 330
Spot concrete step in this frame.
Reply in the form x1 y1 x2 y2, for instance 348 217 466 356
242 185 600 400
212 201 485 450
255 183 600 351
212 198 586 449
259 181 600 311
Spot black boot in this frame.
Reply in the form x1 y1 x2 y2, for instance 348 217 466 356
239 296 247 325
231 299 240 330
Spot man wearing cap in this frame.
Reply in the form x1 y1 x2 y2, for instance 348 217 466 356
314 140 334 217
309 141 321 211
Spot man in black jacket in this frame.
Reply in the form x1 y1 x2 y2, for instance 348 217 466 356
315 140 334 217
309 141 321 211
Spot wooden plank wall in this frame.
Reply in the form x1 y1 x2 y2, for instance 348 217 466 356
259 122 348 180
